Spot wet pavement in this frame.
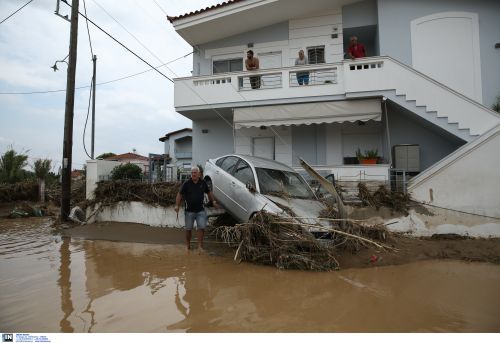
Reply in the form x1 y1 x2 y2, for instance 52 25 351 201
1 218 500 332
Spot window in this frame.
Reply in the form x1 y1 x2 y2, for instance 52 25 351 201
213 58 243 74
307 46 325 64
215 157 226 167
233 160 255 187
219 156 239 174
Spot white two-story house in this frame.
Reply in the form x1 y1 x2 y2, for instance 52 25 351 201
168 0 500 218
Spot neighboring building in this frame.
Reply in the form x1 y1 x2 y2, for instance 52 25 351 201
159 128 193 170
71 169 85 180
104 152 150 175
168 0 500 217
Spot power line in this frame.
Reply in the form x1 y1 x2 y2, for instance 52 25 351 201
92 0 163 65
0 51 192 95
151 0 168 16
82 0 94 57
0 0 35 25
60 0 173 82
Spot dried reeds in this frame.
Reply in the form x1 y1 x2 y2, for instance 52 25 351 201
88 180 180 208
358 183 411 214
213 211 392 271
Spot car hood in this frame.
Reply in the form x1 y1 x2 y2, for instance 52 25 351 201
264 195 330 230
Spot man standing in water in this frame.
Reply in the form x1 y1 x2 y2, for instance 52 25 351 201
175 166 218 251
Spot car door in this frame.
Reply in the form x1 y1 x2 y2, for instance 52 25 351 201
227 159 258 222
212 156 239 208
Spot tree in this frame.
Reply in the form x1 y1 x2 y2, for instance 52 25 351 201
34 159 51 203
111 163 143 180
0 149 29 183
96 152 116 159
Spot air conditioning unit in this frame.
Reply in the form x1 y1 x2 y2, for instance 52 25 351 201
393 144 420 172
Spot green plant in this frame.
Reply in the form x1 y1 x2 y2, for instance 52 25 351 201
34 159 51 180
0 148 29 183
355 148 379 160
493 94 500 113
96 152 116 160
111 163 143 180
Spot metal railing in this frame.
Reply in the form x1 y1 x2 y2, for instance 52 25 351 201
238 72 282 91
289 67 338 87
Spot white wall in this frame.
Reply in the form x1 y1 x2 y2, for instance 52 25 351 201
86 160 121 199
234 125 292 166
87 201 184 228
409 124 500 218
192 117 234 167
289 8 344 65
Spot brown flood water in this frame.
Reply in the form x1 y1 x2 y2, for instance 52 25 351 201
1 218 500 333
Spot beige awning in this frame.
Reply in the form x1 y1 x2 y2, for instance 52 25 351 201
234 99 381 129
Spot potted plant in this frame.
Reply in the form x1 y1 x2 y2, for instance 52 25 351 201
356 148 378 165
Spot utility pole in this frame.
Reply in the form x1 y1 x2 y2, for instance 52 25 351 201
91 54 96 159
61 0 80 221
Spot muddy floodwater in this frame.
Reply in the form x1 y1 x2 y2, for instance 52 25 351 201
1 218 500 332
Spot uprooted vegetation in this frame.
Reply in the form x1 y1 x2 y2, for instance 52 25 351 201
358 182 411 215
89 180 180 208
212 211 393 271
0 179 86 207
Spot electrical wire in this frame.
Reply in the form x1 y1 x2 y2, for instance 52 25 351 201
82 0 94 57
151 0 168 16
91 0 164 66
0 0 35 25
82 76 94 159
0 52 193 95
60 0 173 82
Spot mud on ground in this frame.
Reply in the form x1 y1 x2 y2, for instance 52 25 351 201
61 221 500 270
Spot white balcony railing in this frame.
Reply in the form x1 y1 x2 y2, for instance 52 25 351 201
174 56 500 136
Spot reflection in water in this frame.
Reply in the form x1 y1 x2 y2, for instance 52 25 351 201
57 238 74 333
1 219 500 332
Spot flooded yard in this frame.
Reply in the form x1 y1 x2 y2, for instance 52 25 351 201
1 217 500 332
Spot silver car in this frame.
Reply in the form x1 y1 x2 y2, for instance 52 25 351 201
204 154 328 227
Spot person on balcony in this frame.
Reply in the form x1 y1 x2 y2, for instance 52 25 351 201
348 36 366 59
245 50 261 89
295 49 309 85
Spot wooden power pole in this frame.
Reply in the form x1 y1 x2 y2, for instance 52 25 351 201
61 0 80 221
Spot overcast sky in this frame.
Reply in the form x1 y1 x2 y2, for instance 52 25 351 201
0 0 220 171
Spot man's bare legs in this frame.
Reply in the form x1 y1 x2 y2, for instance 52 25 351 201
197 229 205 251
185 230 192 251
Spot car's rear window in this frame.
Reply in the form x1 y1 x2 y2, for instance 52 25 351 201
255 168 315 199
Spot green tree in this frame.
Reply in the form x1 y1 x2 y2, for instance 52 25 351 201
96 152 116 159
0 149 29 183
34 159 51 203
111 163 143 180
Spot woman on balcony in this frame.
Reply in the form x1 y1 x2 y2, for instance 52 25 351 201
295 49 309 85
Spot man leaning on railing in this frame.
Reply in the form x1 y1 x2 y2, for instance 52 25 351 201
295 49 309 85
245 50 261 89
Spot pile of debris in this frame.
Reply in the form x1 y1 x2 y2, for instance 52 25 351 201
7 202 53 218
213 211 392 271
358 182 411 214
0 181 38 203
89 180 180 208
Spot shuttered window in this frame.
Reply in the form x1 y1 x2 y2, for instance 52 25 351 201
307 46 325 64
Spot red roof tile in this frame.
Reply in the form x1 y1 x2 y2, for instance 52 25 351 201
167 0 245 23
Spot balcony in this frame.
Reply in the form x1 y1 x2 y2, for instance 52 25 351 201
175 151 192 159
174 62 345 110
174 56 500 136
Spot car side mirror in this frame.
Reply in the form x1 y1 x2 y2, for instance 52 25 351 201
246 182 256 193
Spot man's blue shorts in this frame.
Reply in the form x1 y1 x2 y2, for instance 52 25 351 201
184 210 207 230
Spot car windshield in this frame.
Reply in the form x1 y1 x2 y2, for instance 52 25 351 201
255 168 315 199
